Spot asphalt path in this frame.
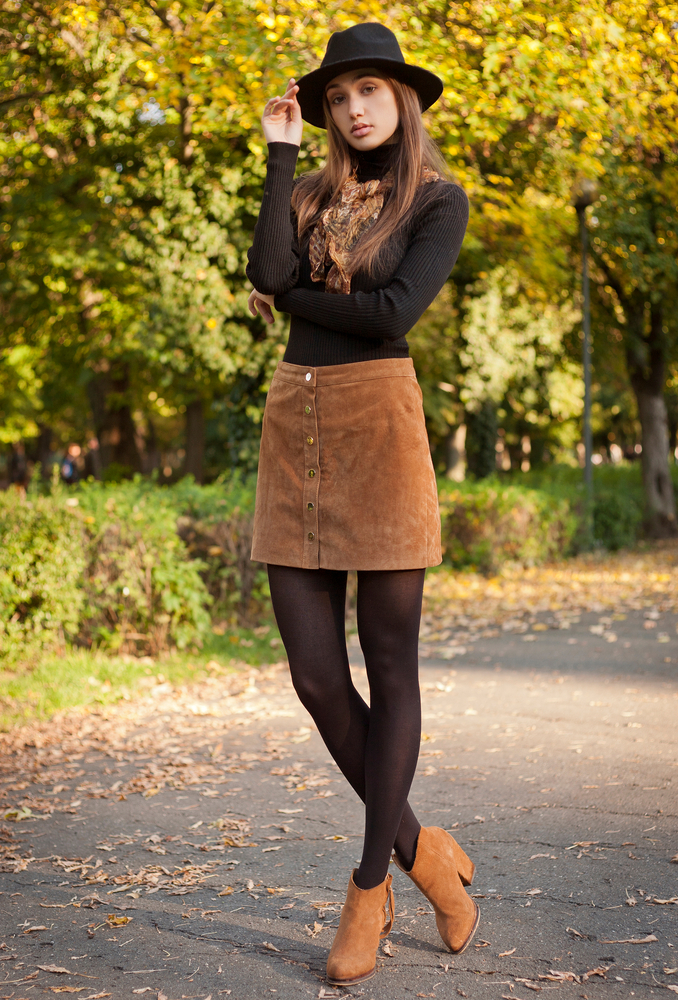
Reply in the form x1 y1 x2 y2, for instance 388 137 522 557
1 607 676 1000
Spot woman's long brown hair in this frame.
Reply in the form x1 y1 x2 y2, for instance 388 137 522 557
292 76 450 278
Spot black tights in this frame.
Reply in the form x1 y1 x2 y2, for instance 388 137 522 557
267 565 424 890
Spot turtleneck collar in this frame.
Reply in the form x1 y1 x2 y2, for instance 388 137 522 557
353 142 398 182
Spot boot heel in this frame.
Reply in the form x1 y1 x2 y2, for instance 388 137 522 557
449 837 475 886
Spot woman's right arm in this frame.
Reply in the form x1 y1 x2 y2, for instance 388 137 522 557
245 142 301 295
246 78 304 297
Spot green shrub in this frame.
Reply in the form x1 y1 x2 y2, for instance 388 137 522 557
169 475 266 626
0 490 86 658
593 490 643 551
75 480 212 655
438 477 577 573
513 463 659 550
0 463 661 666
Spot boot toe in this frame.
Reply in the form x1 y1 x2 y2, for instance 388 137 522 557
443 900 480 954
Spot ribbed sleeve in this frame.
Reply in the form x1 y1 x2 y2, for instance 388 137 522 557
245 142 300 295
274 184 469 341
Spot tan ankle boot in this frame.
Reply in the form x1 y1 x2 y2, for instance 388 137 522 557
326 871 394 986
394 826 479 954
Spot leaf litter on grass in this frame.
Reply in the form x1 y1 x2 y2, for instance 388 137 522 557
420 542 678 657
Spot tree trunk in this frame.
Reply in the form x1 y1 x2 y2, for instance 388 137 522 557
183 399 205 483
142 416 161 476
36 424 54 478
445 423 466 481
86 365 141 475
465 401 497 479
626 303 677 538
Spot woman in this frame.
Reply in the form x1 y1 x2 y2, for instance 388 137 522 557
246 22 479 987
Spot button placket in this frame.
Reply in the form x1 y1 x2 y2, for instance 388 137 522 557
302 370 320 568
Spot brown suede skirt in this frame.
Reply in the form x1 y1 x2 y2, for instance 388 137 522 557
251 358 442 571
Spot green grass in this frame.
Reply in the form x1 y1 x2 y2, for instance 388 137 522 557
0 623 283 732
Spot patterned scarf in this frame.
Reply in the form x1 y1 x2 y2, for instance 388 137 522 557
309 166 440 294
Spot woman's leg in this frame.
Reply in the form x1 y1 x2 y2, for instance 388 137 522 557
353 568 425 889
267 564 422 879
267 564 372 800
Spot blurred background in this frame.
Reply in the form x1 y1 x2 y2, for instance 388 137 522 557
1 1 677 693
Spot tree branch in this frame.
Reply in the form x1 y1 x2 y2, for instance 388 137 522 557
140 0 183 34
0 89 50 109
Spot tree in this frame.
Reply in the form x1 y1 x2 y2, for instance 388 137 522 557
0 0 286 477
587 160 678 534
2 0 677 506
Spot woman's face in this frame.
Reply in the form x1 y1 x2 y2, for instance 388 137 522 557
325 69 399 150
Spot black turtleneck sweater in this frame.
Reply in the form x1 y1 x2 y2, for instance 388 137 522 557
246 141 469 368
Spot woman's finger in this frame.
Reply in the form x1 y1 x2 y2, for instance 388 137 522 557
258 301 273 324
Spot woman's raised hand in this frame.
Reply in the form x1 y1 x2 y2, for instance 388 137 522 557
261 78 302 146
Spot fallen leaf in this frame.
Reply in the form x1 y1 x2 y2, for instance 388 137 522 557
566 926 586 937
474 939 491 948
105 913 131 926
24 925 48 933
664 967 678 974
583 967 608 981
132 991 156 995
48 989 85 994
36 965 72 974
530 853 550 859
3 806 35 821
498 947 516 956
83 995 112 1000
262 941 280 952
262 846 282 853
217 887 234 896
540 970 580 983
600 934 658 944
671 854 678 864
382 939 396 956
650 897 678 905
304 922 324 939
525 888 542 896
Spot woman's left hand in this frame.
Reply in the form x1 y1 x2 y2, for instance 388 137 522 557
248 289 276 325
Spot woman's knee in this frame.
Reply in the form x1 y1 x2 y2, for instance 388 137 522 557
365 660 420 707
288 662 352 715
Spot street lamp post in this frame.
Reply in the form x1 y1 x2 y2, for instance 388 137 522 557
573 178 598 546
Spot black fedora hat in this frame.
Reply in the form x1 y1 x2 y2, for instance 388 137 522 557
296 23 443 129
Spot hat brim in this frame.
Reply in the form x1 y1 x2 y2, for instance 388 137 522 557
296 58 443 128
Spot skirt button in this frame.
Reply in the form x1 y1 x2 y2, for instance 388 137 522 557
305 372 312 381
307 502 314 511
304 405 311 414
308 532 315 541
308 469 315 478
307 436 314 445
